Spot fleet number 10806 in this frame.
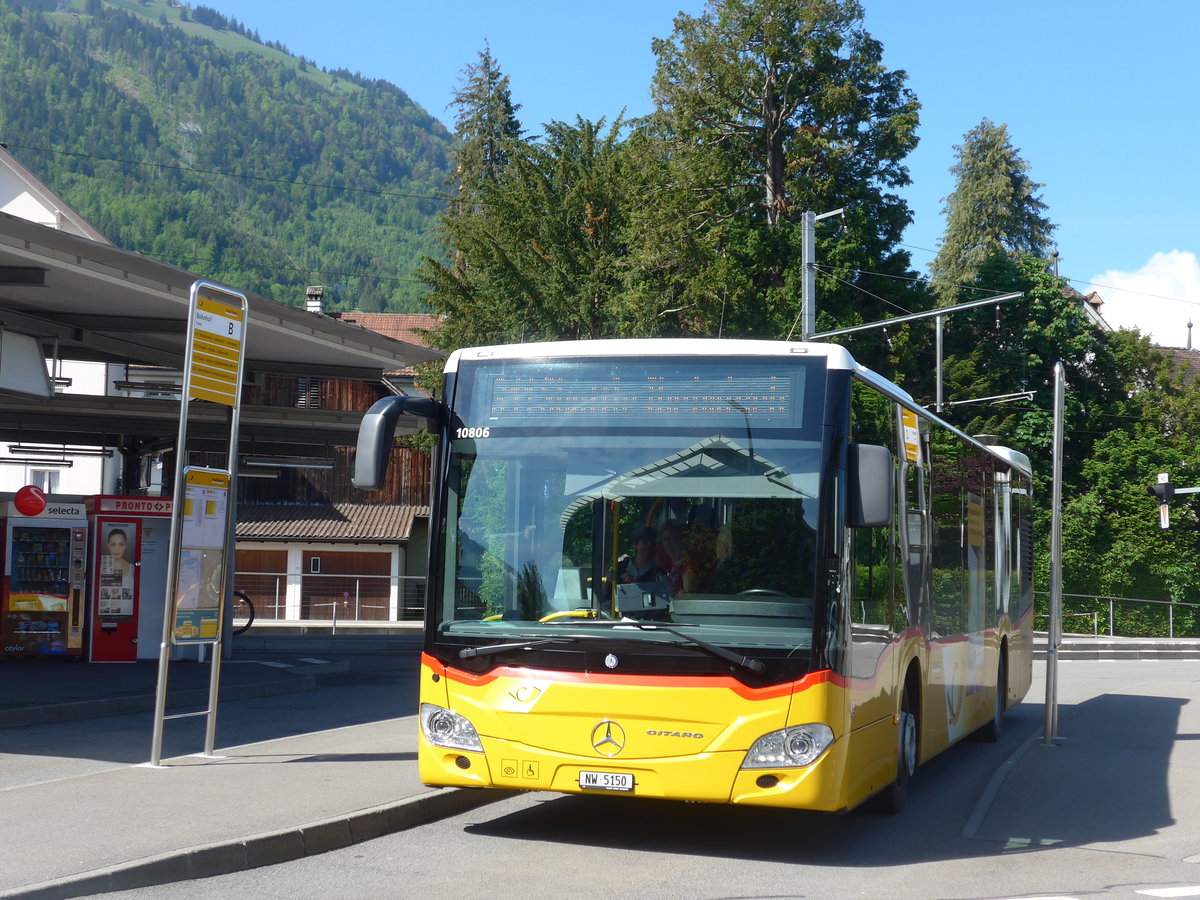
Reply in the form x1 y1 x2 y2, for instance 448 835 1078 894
456 426 491 439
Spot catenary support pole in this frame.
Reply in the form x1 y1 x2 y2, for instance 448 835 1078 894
1044 361 1066 745
935 315 944 414
801 211 816 340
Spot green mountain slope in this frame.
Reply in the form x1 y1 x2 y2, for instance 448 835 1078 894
0 0 451 312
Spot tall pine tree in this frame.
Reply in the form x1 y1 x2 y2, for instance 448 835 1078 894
447 45 524 206
930 118 1055 304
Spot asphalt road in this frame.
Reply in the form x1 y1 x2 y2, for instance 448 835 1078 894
92 660 1200 900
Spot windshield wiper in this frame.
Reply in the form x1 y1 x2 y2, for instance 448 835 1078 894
623 623 766 674
455 627 765 675
458 638 578 660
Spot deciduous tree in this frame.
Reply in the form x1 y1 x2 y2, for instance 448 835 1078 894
639 0 921 337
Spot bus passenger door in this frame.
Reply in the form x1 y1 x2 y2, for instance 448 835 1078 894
896 408 930 635
845 511 899 804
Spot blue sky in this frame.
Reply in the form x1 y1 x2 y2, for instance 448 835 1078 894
228 1 1200 346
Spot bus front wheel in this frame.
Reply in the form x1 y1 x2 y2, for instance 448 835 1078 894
876 687 918 814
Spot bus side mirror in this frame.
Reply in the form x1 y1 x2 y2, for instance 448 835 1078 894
353 395 445 490
848 443 894 528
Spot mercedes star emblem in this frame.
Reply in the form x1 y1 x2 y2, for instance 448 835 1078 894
590 720 626 756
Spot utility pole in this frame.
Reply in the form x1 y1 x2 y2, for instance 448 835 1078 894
935 314 944 414
793 208 844 341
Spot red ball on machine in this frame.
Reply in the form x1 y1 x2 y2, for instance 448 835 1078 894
14 485 47 517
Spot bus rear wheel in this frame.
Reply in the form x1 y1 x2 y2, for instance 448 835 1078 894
975 653 1007 743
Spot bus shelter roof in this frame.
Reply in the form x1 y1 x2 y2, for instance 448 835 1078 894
0 212 441 456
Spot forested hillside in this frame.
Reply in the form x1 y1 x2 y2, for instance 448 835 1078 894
0 0 450 312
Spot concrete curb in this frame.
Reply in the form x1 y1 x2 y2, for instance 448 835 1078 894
0 660 348 730
0 788 514 900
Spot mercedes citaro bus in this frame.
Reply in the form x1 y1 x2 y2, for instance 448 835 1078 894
354 339 1033 813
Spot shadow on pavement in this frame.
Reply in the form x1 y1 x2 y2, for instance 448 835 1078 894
463 691 1182 867
0 654 419 769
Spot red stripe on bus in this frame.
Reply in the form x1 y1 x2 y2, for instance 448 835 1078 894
430 655 833 701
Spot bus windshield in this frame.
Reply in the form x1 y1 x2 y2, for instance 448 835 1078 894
434 355 828 659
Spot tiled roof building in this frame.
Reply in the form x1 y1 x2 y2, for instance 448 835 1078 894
234 311 441 624
237 503 428 543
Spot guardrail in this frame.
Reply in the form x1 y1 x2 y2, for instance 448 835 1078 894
1034 591 1200 639
232 571 427 625
224 579 1200 639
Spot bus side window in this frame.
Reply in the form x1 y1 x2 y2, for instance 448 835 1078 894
849 382 895 634
850 524 890 629
930 436 964 636
1016 486 1034 617
895 408 929 633
897 459 923 632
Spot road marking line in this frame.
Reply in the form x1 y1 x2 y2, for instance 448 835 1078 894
962 728 1043 839
299 658 331 664
1138 888 1200 898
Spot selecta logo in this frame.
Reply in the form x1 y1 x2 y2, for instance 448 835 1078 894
13 485 46 517
12 489 85 518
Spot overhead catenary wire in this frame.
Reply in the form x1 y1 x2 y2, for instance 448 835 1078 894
10 143 1199 315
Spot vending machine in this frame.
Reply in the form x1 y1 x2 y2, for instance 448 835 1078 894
0 490 88 658
86 495 174 662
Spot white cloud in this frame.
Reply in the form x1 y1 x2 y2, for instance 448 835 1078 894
1088 250 1200 348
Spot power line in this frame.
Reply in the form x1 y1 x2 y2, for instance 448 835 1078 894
1068 277 1200 308
821 272 914 317
20 143 1200 314
5 142 447 204
901 239 1200 311
165 251 431 282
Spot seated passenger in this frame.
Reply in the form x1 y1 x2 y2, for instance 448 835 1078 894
659 519 718 594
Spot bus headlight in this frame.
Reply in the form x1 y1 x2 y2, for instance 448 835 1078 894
420 703 484 752
742 724 834 769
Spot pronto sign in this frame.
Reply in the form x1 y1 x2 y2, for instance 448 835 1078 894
188 294 245 406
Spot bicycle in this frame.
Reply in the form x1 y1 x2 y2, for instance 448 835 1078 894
230 590 256 635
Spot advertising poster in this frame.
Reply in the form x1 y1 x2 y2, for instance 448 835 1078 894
98 521 137 619
171 468 229 643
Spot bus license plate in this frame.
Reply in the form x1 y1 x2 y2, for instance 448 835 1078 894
579 770 634 792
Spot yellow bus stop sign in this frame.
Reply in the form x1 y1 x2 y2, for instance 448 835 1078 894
188 295 244 407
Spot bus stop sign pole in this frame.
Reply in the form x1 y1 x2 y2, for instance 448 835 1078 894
150 280 248 766
1044 361 1065 745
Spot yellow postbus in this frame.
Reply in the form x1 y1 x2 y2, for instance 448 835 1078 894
355 339 1034 813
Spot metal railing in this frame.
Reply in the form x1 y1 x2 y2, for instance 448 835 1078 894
232 570 427 624
226 576 1200 638
1034 592 1200 639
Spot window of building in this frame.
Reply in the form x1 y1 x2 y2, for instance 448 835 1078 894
29 469 60 494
